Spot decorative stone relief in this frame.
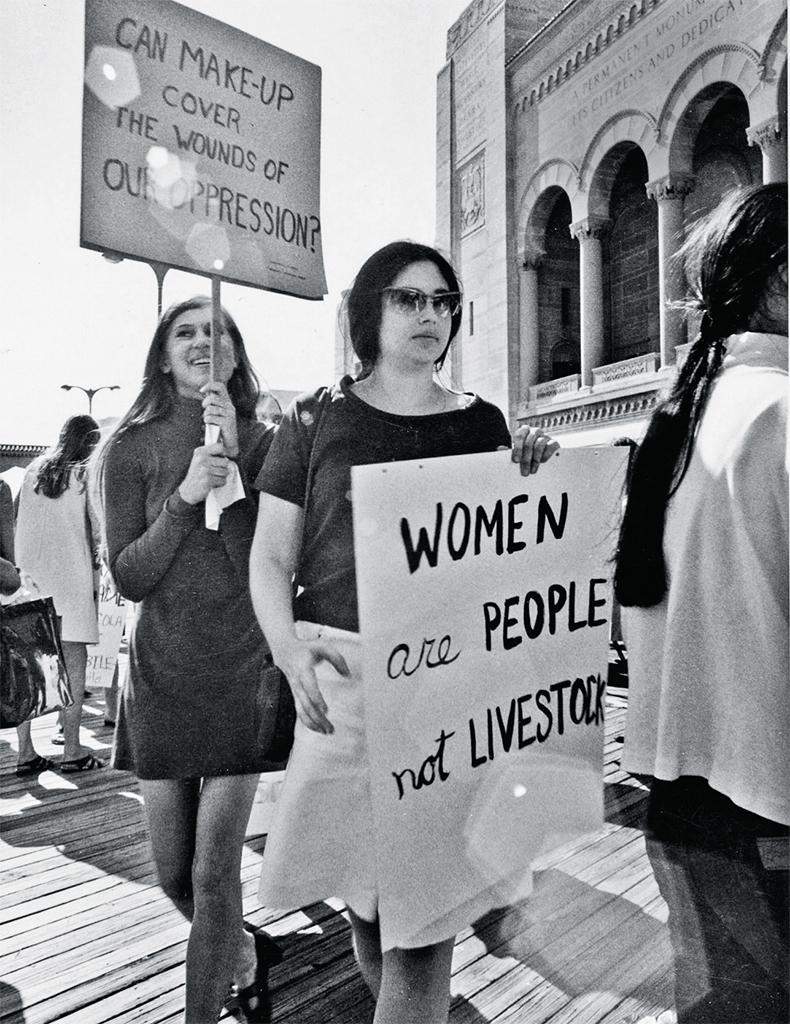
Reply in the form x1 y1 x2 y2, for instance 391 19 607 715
459 151 486 236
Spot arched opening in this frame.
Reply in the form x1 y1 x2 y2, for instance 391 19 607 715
608 146 659 361
536 190 580 381
683 85 762 226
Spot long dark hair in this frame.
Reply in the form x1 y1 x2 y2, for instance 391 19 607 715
35 415 100 499
102 295 259 444
344 241 463 376
614 183 788 608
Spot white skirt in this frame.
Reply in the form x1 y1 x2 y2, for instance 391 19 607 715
257 624 378 922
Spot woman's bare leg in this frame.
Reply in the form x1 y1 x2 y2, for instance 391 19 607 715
138 777 201 921
348 908 383 998
60 640 92 762
183 773 259 1024
375 937 455 1024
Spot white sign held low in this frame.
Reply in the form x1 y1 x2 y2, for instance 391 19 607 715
85 567 127 690
352 446 628 950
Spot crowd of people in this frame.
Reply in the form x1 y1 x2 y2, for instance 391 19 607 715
1 184 787 1024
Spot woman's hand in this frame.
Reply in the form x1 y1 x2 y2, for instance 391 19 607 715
277 638 350 735
178 442 231 505
511 426 560 475
201 381 239 458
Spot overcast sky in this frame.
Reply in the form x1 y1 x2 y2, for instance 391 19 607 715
0 0 466 445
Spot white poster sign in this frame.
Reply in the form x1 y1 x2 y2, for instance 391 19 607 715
352 447 628 949
85 568 127 690
81 0 326 298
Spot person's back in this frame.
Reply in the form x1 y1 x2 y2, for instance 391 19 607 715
623 331 788 824
13 416 103 773
615 183 789 1024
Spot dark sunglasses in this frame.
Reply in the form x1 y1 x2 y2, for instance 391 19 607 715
382 287 462 318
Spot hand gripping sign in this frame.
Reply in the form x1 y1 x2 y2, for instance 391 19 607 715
352 446 628 950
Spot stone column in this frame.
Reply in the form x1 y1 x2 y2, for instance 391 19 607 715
646 174 695 367
570 216 609 388
746 116 787 184
517 249 542 403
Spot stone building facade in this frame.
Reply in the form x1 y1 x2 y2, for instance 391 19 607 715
436 0 787 443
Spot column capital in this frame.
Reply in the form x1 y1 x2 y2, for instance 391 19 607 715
517 245 544 271
645 174 696 202
570 215 610 242
746 116 785 151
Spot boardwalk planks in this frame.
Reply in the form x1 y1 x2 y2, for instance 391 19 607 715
1 697 672 1023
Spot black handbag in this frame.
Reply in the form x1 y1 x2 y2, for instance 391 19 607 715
257 657 297 768
0 597 73 729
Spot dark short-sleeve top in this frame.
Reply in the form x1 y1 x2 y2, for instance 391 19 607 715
255 375 511 632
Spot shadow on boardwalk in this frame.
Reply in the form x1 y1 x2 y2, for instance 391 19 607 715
0 698 673 1024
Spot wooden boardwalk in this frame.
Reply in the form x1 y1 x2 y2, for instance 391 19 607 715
1 691 674 1024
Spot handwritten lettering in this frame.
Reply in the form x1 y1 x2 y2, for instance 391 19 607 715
162 85 242 133
482 577 608 649
400 492 568 574
179 40 295 111
469 673 605 767
387 635 461 679
115 18 167 61
100 159 319 250
392 729 455 799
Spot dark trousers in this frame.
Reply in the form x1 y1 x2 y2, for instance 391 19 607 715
645 777 789 1024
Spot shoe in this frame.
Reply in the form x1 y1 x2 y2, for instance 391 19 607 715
237 926 282 1023
51 725 65 745
16 755 54 776
60 754 106 773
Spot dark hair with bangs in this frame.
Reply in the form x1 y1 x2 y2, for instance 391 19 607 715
344 241 463 376
614 183 788 608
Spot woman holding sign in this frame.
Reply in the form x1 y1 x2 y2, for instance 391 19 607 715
100 297 282 1024
249 241 557 1024
615 184 788 1023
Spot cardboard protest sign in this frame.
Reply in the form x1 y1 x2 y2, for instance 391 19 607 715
81 0 326 298
85 567 127 689
352 447 628 950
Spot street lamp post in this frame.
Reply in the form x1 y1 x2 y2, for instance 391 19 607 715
61 384 120 415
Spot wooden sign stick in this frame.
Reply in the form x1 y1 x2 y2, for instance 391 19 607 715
210 275 222 389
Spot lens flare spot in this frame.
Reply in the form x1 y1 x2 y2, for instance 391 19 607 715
185 223 230 272
213 259 225 271
513 784 527 798
146 146 169 170
84 46 140 108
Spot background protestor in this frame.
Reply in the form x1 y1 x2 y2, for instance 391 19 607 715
249 241 557 1024
99 297 283 1024
1 479 52 776
14 415 104 774
615 183 789 1023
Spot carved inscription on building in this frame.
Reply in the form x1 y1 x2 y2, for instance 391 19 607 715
567 0 749 128
447 0 498 56
459 151 485 236
454 33 488 161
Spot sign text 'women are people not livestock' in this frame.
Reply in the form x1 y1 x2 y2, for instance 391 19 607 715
81 0 326 299
352 447 629 951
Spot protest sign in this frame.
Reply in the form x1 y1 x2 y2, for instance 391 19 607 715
352 446 628 949
85 567 127 690
81 0 326 298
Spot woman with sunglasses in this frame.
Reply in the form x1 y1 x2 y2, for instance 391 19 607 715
249 241 557 1023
